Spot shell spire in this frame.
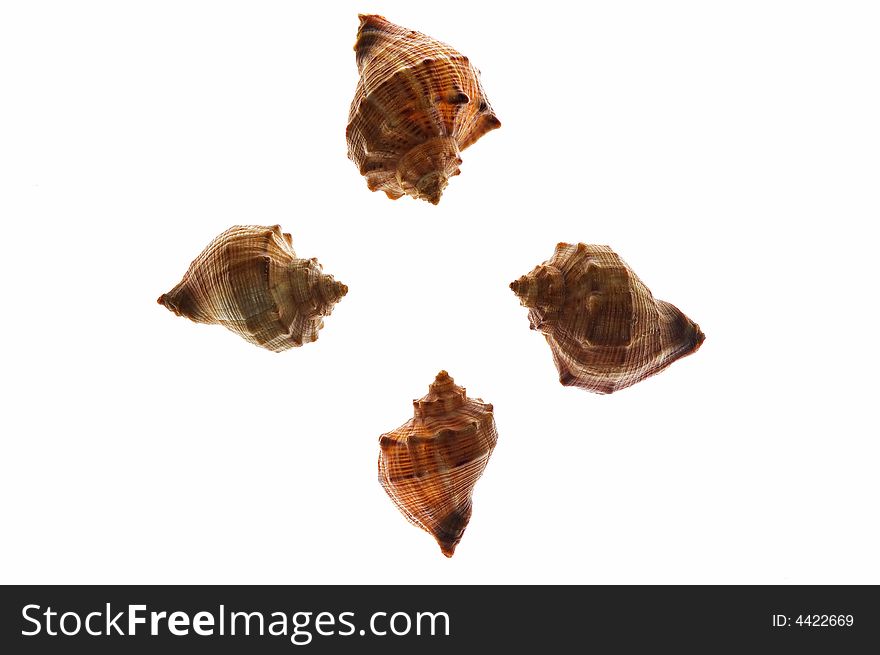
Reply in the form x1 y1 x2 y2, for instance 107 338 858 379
511 244 705 393
347 14 501 204
158 225 347 352
378 371 498 557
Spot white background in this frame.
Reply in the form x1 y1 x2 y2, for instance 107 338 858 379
1 1 878 584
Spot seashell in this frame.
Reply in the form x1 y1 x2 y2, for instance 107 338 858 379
347 14 501 205
378 371 498 557
510 244 705 394
158 225 347 352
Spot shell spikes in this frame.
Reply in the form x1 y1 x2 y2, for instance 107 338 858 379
158 225 347 352
378 371 498 556
347 14 501 204
511 243 705 394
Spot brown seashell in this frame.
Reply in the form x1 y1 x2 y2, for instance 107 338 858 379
510 244 705 394
158 225 347 352
378 371 498 557
347 14 501 205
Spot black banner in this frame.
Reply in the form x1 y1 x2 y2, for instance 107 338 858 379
1 586 876 652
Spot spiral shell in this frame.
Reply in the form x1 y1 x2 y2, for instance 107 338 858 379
511 244 705 394
378 371 498 557
347 14 501 204
158 225 347 352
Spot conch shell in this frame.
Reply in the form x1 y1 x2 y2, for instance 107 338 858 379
510 244 705 394
378 371 498 557
347 14 501 204
158 225 347 352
